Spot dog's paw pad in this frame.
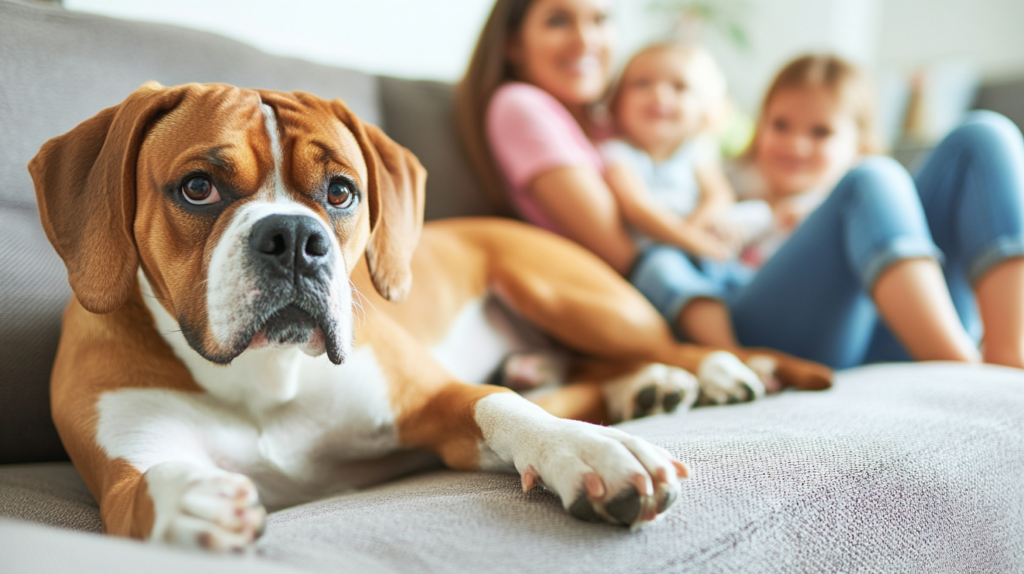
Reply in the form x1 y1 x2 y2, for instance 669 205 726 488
605 363 699 422
605 486 642 525
662 391 683 413
569 493 602 522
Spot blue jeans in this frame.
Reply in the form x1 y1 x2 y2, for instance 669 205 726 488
630 111 1024 369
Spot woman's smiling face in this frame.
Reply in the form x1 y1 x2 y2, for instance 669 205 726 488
506 0 613 107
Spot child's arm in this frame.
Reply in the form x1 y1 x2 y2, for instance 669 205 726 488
604 160 732 261
690 161 737 229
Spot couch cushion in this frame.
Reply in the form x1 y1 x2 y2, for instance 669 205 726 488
0 519 310 574
378 77 499 220
0 462 100 533
4 363 1023 572
0 208 71 464
0 0 378 464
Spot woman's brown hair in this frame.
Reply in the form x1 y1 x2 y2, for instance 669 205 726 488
749 54 883 158
454 0 536 216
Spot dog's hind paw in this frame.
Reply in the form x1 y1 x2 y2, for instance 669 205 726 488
696 351 766 405
602 363 699 422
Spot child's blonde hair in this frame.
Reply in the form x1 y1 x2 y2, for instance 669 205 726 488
749 54 883 157
608 43 728 132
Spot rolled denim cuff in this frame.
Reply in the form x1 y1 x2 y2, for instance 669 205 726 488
860 237 945 292
967 236 1024 285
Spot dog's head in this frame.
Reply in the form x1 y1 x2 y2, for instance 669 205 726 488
29 82 425 365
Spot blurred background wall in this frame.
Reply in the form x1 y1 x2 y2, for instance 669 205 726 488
64 0 1024 149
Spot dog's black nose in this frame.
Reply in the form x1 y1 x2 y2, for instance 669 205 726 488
249 214 331 277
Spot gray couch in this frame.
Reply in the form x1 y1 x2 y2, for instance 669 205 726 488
3 1 1024 572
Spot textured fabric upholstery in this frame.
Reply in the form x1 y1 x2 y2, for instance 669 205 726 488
0 519 307 574
0 463 101 533
4 364 1023 572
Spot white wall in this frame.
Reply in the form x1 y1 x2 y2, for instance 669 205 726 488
879 0 1024 80
613 0 883 113
64 0 496 80
65 0 1024 114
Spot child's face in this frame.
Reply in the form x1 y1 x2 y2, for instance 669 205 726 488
755 87 860 196
615 49 708 154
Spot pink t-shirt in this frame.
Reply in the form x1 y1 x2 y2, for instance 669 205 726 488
486 82 605 235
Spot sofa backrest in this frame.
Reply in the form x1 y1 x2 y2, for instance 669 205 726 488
0 0 492 464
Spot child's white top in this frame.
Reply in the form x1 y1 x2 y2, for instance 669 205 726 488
600 137 718 220
726 159 829 268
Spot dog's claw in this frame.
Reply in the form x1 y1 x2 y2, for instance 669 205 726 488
657 484 679 512
521 465 540 492
583 472 606 499
671 459 689 478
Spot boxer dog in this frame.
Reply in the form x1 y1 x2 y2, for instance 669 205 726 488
29 82 830 551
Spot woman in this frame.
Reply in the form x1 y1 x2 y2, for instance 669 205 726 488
456 0 1024 370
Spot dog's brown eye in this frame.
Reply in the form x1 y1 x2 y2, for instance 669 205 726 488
182 176 220 205
328 180 356 208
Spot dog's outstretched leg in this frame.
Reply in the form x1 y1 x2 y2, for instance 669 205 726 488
397 383 686 528
474 224 832 407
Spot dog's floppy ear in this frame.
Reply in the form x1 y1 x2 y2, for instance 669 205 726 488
28 81 189 314
332 99 426 302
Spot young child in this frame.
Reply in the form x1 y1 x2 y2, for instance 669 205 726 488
609 50 887 353
732 54 882 267
601 43 772 264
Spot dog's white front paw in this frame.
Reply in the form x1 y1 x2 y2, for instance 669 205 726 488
146 463 266 551
697 351 766 405
477 394 687 528
521 420 686 528
602 363 699 423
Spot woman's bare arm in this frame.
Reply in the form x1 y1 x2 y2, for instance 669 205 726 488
527 165 638 274
603 161 731 260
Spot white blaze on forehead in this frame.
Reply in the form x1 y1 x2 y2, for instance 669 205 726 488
259 101 291 204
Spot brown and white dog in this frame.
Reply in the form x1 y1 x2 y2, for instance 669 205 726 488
29 82 831 551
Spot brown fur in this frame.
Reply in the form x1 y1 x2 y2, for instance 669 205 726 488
30 83 832 539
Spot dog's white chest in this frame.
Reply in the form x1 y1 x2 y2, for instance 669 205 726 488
95 338 429 510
